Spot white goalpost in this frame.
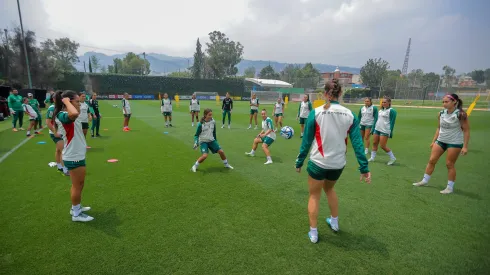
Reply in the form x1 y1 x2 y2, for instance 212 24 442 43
250 90 283 104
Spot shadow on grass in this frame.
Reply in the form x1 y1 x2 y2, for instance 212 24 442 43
423 185 481 200
326 230 390 258
203 166 234 174
86 147 105 153
86 208 122 238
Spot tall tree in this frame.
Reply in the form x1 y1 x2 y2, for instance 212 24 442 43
259 65 280 79
280 64 301 84
360 58 390 88
485 68 490 88
40 37 79 72
442 65 456 88
205 31 244 79
120 52 150 75
470 70 485 83
244 66 256 78
88 58 92 73
191 38 205 79
100 66 107 73
90 55 100 73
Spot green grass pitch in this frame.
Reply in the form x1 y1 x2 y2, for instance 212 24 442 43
0 100 489 274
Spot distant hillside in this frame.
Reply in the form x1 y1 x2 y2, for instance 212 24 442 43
76 52 361 75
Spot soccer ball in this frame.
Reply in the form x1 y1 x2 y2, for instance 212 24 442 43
113 105 118 108
280 126 294 139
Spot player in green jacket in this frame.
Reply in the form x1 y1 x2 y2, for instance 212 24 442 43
8 88 24 131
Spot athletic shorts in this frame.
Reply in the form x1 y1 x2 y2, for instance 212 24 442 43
373 130 389 137
250 109 258 115
360 124 372 131
81 122 89 129
29 118 36 121
299 117 307 125
163 112 172 117
274 113 283 117
200 140 221 154
261 136 274 146
191 110 200 113
307 160 344 181
124 114 132 118
50 133 63 144
435 140 463 151
63 159 86 171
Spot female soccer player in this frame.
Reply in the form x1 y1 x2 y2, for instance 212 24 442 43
122 93 131 131
273 97 284 130
191 108 234 172
161 93 173 127
189 94 200 127
413 94 470 194
53 90 93 222
369 96 397 165
28 93 42 130
22 97 38 136
295 79 371 244
221 92 233 129
245 109 275 165
248 93 259 129
359 97 378 154
78 93 92 138
297 95 312 138
8 88 24 131
46 94 69 176
89 93 101 137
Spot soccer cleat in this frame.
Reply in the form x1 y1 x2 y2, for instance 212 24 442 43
368 157 375 162
387 158 396 165
34 131 39 135
221 125 225 128
12 128 18 132
191 165 197 172
308 232 318 244
19 128 25 131
413 181 428 187
192 123 194 127
247 125 252 129
26 134 31 137
228 125 230 129
264 160 273 165
245 152 255 157
70 206 91 215
365 148 369 154
440 187 453 194
165 125 168 128
169 124 173 127
72 213 94 222
326 218 339 232
225 164 234 169
254 126 258 130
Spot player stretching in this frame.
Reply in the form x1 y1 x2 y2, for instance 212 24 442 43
22 97 38 136
46 95 69 176
369 96 397 165
295 79 371 244
27 93 42 131
297 95 312 138
413 94 470 194
221 92 233 128
245 109 275 165
273 97 284 131
122 93 131 131
190 94 200 127
359 97 378 154
161 93 173 127
53 90 93 222
191 108 234 172
248 93 259 129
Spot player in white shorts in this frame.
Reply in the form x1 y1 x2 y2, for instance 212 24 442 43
297 95 312 138
272 97 284 130
78 93 92 138
122 93 131 131
248 93 259 129
190 94 200 127
358 97 378 154
295 79 371 244
22 97 38 136
245 109 276 165
53 90 93 222
161 93 173 127
413 93 470 194
369 96 397 165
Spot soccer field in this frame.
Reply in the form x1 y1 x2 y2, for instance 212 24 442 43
1 100 489 274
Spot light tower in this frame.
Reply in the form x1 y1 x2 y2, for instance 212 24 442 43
401 38 411 77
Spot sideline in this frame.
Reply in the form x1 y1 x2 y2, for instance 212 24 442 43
0 127 46 164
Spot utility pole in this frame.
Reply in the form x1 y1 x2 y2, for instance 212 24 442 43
17 0 33 88
3 29 10 83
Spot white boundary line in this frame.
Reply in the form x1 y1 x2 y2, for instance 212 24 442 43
0 127 46 164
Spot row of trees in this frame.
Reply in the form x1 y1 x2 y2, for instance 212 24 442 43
85 53 150 75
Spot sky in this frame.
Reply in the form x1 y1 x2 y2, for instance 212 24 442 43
0 0 489 73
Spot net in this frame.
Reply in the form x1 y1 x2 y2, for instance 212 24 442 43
251 90 282 104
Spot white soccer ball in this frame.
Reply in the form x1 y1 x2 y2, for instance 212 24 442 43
280 126 294 139
113 104 118 108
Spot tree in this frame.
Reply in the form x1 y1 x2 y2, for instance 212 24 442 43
470 70 485 83
100 66 107 73
90 55 100 73
88 58 92 73
259 65 280 79
485 68 490 88
360 58 390 89
244 66 256 78
119 52 150 75
168 71 191 78
442 65 456 88
191 38 205 79
205 31 244 79
41 37 79 72
280 64 302 84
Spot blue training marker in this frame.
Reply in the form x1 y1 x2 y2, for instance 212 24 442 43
163 132 169 134
37 141 46 144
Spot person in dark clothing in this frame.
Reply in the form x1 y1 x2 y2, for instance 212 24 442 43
89 93 101 137
221 92 233 129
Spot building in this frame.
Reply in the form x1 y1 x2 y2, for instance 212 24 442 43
321 67 354 86
458 76 477 87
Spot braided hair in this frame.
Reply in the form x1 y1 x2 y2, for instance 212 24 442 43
324 78 342 100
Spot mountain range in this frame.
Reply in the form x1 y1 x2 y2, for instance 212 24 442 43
75 52 361 76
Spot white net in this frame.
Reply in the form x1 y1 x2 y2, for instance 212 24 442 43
194 92 218 100
251 90 282 104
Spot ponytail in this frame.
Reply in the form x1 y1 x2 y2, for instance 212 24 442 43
52 90 78 130
446 93 466 120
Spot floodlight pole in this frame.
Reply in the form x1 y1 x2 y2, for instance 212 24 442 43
17 0 33 88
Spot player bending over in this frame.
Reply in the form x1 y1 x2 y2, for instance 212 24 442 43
245 109 275 165
161 93 173 127
22 97 38 136
191 108 234 172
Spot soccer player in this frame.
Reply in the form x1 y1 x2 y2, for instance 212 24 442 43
369 96 397 165
191 108 234 172
297 95 312 138
161 93 173 127
78 93 92 138
28 93 42 130
189 94 200 127
22 97 38 136
295 79 371 244
359 97 378 154
248 93 259 129
413 94 470 194
245 109 275 165
122 93 131 131
53 90 93 222
8 88 24 131
46 95 69 176
273 97 284 130
221 92 233 128
89 93 101 137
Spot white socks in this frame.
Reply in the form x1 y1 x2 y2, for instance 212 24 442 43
309 227 318 237
387 151 395 159
422 173 431 183
222 159 228 165
250 149 255 154
57 163 62 169
371 151 377 159
72 204 81 216
447 180 455 190
194 161 199 167
266 156 272 161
